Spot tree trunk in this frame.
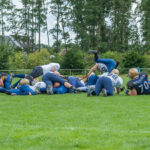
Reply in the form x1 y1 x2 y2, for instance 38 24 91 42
97 14 101 53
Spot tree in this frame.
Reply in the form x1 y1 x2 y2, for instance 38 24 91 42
140 0 150 51
0 0 13 40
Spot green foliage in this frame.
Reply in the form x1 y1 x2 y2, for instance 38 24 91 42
101 51 123 62
0 44 12 69
9 51 27 69
123 51 145 68
27 49 51 68
62 48 86 69
144 54 150 68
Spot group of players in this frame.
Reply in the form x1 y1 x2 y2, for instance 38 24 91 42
0 50 150 96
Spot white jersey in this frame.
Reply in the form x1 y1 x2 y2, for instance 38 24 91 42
101 72 123 87
29 82 46 92
41 63 60 75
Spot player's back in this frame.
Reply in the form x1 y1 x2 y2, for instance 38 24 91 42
127 72 150 95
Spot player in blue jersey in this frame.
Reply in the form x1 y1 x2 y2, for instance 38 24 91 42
125 68 150 95
88 50 119 73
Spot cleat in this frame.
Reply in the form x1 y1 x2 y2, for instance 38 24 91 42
46 85 53 95
11 93 17 96
88 50 97 54
102 88 107 97
120 86 125 92
35 86 41 94
72 87 81 93
87 87 94 97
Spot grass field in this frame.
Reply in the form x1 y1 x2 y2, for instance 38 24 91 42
0 78 150 150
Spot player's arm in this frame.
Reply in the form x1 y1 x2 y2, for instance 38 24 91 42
54 71 63 77
116 87 121 94
127 88 137 96
88 64 98 77
0 79 4 87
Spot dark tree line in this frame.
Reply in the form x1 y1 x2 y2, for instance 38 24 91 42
0 0 149 53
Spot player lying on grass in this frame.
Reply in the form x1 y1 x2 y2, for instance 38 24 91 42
88 50 120 75
125 68 150 96
87 69 123 97
0 73 12 93
42 72 84 94
25 63 60 84
6 79 36 96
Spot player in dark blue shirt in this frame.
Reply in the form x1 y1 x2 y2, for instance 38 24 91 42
125 68 150 95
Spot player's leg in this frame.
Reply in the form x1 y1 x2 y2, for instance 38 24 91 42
0 87 7 93
42 74 53 94
87 75 99 86
4 75 11 90
26 66 43 82
6 89 21 95
53 85 68 94
87 77 103 96
19 85 36 95
103 77 113 96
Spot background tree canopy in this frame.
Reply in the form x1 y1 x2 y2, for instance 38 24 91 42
0 0 150 70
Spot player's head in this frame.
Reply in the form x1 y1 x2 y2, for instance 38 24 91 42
0 73 7 81
111 69 119 75
20 79 30 85
128 68 139 79
51 66 56 72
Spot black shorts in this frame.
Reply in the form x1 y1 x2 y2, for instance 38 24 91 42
26 66 43 81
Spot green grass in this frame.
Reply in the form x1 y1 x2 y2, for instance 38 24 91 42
0 78 150 150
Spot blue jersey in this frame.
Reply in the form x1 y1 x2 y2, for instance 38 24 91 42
127 72 150 95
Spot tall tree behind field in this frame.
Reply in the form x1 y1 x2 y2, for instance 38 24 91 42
0 0 13 40
9 0 37 52
35 0 47 52
68 0 112 52
140 0 150 51
110 0 135 52
49 0 63 53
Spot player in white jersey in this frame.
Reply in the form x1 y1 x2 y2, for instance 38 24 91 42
87 69 123 97
25 63 60 83
100 71 123 89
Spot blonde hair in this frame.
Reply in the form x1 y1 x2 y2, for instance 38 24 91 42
20 79 30 85
111 69 119 75
129 68 139 79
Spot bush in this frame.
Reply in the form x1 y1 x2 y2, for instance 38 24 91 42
27 49 51 69
101 51 123 62
123 51 145 68
0 44 13 69
62 48 86 69
9 52 27 69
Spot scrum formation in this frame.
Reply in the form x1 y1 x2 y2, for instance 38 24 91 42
0 50 149 96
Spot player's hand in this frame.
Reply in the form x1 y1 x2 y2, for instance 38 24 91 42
82 75 88 82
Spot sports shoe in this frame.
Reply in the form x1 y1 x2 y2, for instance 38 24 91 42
87 87 94 97
72 87 81 93
102 89 107 97
88 50 97 54
46 85 53 95
35 86 41 94
120 86 125 92
11 93 17 96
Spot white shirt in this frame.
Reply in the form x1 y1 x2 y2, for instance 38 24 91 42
100 72 123 88
29 82 46 92
41 63 60 75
